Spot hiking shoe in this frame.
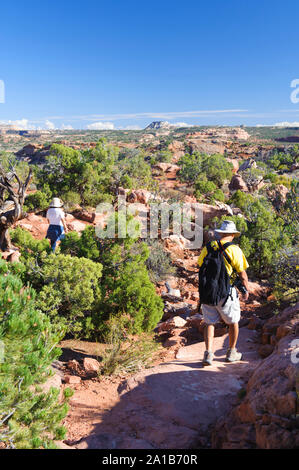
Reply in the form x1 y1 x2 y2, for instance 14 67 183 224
202 350 214 366
226 348 243 362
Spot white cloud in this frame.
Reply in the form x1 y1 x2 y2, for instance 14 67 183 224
61 124 73 130
0 118 34 130
0 118 58 130
169 122 194 128
46 109 248 122
274 121 299 128
119 125 142 130
44 120 55 130
86 121 115 130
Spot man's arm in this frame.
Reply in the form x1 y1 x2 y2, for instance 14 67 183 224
238 270 249 300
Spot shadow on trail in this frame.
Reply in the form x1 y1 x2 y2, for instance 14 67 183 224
70 362 248 450
64 327 260 450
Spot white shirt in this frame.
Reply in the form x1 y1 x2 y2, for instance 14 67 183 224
46 208 65 227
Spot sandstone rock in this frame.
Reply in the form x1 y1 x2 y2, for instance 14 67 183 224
172 303 194 317
239 317 250 327
83 357 101 374
226 158 239 174
186 313 204 332
64 213 76 222
162 300 195 320
266 184 289 209
162 281 181 298
261 332 271 345
247 281 269 298
229 174 248 192
232 207 243 216
262 323 279 336
127 192 138 203
118 187 130 196
212 333 299 449
258 344 274 358
157 320 175 333
67 220 87 232
16 143 51 164
165 164 180 173
247 315 264 330
67 359 81 374
214 201 234 216
199 202 233 226
163 238 185 259
171 316 187 328
276 324 293 340
1 249 21 262
238 158 257 172
166 234 192 250
0 250 13 260
127 189 152 205
153 162 180 173
8 251 21 263
64 375 81 384
158 316 186 333
190 291 199 301
72 209 95 223
15 213 49 239
18 222 33 232
188 139 225 155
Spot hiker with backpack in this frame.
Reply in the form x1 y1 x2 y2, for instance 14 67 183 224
198 220 250 366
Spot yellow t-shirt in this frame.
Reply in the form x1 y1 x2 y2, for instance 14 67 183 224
198 240 249 278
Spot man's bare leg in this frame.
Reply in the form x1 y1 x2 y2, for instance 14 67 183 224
228 323 239 349
205 324 215 352
203 324 215 365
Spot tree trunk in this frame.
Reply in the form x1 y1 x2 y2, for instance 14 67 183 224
0 225 12 251
0 166 32 253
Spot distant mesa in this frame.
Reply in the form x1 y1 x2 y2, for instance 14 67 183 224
275 135 299 143
0 123 51 137
145 121 171 130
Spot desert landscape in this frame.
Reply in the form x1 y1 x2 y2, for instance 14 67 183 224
0 122 298 449
1 0 299 456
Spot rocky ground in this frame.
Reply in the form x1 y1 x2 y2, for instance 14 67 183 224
46 297 297 450
59 327 260 449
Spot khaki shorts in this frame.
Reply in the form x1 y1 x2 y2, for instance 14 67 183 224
201 287 240 325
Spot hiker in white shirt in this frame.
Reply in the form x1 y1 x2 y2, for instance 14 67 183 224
46 198 68 252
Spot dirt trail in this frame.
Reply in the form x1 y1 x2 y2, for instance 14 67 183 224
61 326 261 449
60 157 265 450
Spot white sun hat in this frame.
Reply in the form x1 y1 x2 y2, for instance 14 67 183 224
49 197 64 208
214 220 241 237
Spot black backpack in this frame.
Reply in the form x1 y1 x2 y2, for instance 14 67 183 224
199 240 234 306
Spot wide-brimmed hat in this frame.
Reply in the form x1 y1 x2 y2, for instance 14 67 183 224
49 197 64 208
214 220 241 237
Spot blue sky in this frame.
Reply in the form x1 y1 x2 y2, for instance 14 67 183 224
1 0 299 130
